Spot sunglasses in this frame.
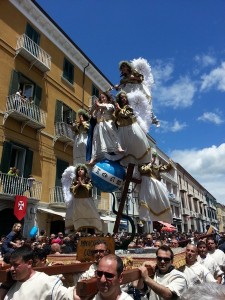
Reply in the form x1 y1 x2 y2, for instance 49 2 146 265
156 256 171 262
93 249 106 254
96 270 115 280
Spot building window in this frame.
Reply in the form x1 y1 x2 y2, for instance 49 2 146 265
55 100 76 125
10 70 42 106
26 23 40 45
63 58 74 84
92 84 99 98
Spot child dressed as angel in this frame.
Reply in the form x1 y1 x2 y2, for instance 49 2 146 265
138 151 173 223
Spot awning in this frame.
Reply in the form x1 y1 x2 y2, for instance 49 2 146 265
100 216 116 222
38 208 66 218
157 221 176 229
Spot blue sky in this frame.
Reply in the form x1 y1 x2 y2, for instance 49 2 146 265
36 0 225 204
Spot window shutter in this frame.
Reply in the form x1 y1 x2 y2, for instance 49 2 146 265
34 85 42 107
71 109 76 124
0 141 13 173
9 70 20 95
55 100 63 123
55 159 69 187
23 149 33 178
26 23 40 45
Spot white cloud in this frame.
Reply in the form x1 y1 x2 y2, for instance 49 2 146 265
152 61 174 84
159 119 187 133
200 62 225 91
194 54 217 68
170 143 225 204
154 76 196 108
197 112 224 125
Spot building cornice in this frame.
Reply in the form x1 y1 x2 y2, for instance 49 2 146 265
9 0 113 91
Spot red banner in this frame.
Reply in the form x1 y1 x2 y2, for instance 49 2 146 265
14 196 27 221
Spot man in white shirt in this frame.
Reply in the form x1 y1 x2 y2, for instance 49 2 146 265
0 246 76 300
135 245 187 299
197 240 223 283
206 237 225 271
92 254 133 300
183 243 217 288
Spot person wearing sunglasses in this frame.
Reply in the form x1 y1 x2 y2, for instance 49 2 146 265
93 254 133 300
134 245 187 299
73 240 108 286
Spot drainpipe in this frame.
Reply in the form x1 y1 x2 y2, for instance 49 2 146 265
82 62 90 108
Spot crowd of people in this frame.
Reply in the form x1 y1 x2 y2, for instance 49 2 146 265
1 223 225 299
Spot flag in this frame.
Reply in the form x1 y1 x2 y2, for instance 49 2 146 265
14 195 27 220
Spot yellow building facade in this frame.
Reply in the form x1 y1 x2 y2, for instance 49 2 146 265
0 0 112 237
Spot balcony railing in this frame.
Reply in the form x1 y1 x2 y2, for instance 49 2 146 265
4 94 47 131
182 208 190 216
0 173 42 200
49 187 65 206
53 122 74 149
16 34 51 72
50 186 110 212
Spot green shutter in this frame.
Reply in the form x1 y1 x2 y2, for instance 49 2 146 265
92 84 99 98
55 100 63 123
34 85 42 107
9 70 20 95
23 149 33 178
0 141 13 173
26 23 40 45
71 109 76 123
55 159 69 187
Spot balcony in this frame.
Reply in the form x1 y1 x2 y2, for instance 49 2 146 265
53 122 74 150
4 94 47 132
180 182 187 192
16 34 51 72
190 211 197 218
0 173 42 200
187 189 193 196
50 187 110 213
182 207 190 216
49 187 66 209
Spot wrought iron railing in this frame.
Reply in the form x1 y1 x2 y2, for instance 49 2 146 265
6 94 47 126
55 122 74 140
49 186 65 204
0 173 42 200
16 34 51 70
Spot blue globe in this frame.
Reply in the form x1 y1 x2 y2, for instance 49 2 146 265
91 159 126 192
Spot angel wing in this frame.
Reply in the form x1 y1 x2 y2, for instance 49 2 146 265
131 57 154 97
61 166 76 206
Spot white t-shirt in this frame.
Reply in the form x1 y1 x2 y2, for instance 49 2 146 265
92 290 133 300
4 271 74 300
197 253 223 277
208 249 225 269
183 261 217 287
149 268 187 300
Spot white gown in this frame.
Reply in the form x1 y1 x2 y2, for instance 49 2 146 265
138 163 173 223
91 103 123 161
116 105 151 167
73 121 89 165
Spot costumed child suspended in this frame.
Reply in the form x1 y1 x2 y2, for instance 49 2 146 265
72 109 90 165
88 91 124 165
115 91 152 167
138 150 174 223
61 164 102 233
115 58 160 132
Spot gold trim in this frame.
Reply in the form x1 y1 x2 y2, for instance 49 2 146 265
140 201 171 216
122 147 151 161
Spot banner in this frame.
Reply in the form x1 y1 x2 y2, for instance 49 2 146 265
14 195 27 220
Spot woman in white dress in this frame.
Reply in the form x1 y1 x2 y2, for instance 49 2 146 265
73 109 90 165
138 152 173 223
69 164 102 232
115 91 152 167
89 92 124 165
